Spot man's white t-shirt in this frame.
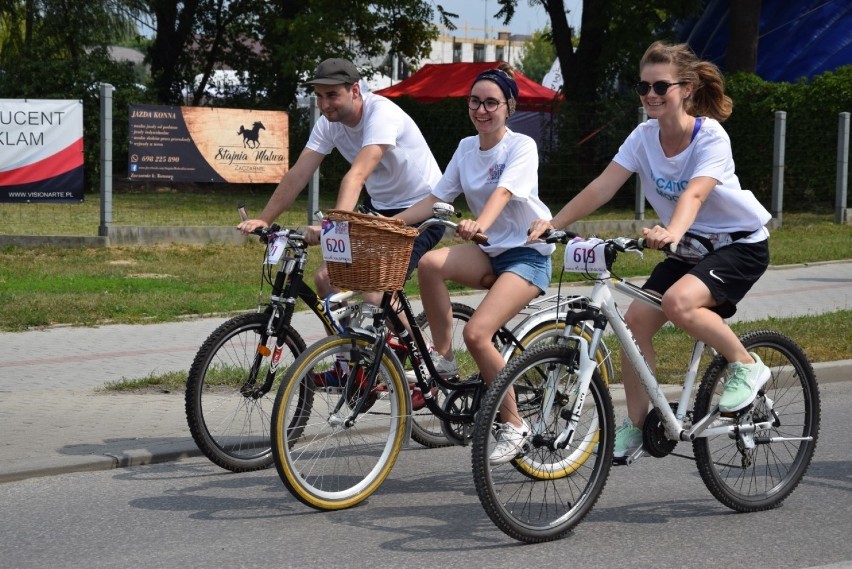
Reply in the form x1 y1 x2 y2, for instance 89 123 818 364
306 92 441 210
613 117 770 241
433 129 555 257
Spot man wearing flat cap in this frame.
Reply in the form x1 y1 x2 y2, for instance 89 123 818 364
239 57 443 304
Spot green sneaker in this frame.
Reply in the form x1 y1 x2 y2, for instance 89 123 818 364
719 352 771 413
613 418 642 458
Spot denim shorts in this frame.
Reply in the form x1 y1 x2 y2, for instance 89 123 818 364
489 247 552 294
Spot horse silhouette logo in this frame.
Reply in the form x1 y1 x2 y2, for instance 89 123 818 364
238 121 265 148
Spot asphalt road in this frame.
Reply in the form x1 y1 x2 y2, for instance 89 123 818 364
1 381 849 569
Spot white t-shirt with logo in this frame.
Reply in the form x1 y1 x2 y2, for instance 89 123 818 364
613 117 770 241
433 129 555 257
306 92 442 210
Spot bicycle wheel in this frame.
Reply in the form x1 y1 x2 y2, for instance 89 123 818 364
692 329 820 511
185 312 305 472
408 302 476 448
471 344 615 543
271 333 408 510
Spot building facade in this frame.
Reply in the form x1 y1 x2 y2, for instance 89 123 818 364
424 25 529 66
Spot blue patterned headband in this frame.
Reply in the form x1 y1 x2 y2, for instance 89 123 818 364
473 69 519 103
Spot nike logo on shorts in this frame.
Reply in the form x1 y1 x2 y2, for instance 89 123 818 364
709 270 725 283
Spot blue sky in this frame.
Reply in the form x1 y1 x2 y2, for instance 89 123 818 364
432 0 582 36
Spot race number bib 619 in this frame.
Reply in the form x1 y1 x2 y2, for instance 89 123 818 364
562 238 607 274
320 219 353 263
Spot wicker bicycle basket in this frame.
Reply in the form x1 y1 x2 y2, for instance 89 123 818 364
324 209 418 292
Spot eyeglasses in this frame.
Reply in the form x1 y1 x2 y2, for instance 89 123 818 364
634 80 687 96
467 96 507 112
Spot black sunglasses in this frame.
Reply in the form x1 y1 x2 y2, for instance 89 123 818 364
634 80 687 96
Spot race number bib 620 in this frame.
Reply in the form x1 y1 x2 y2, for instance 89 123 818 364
562 238 607 274
320 219 353 263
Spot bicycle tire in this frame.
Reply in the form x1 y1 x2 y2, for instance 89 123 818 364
471 344 615 543
408 302 477 448
185 312 305 472
692 329 820 512
271 333 407 510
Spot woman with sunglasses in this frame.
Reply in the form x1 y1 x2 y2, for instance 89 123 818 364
528 41 772 460
396 62 554 465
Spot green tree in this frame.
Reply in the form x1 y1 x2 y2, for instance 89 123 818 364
494 0 701 104
251 0 440 110
726 0 761 73
518 27 556 84
0 0 150 188
0 0 140 62
136 0 442 108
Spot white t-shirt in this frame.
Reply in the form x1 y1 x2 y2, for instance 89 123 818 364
433 129 555 257
613 117 770 241
306 92 442 210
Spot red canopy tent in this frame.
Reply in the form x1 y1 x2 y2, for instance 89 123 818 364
374 62 561 112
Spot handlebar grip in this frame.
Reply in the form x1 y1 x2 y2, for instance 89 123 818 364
253 224 282 244
472 232 489 246
637 238 676 253
540 229 578 244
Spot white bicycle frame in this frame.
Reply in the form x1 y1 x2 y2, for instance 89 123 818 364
551 262 783 452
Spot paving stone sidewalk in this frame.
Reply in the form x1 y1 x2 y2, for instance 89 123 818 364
1 261 850 483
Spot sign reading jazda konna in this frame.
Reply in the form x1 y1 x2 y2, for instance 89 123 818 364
127 104 288 183
0 99 84 203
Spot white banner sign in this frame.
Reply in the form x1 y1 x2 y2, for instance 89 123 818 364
0 99 84 203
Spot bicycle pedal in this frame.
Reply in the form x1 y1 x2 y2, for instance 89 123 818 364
613 447 645 466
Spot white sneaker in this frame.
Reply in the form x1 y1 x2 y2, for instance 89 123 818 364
489 419 530 465
429 348 458 378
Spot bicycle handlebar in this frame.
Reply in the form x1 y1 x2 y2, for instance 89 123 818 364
240 203 308 247
540 229 675 253
245 204 489 247
251 224 309 246
417 217 489 245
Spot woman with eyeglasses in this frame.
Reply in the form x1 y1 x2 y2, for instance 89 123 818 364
396 62 554 465
528 41 772 460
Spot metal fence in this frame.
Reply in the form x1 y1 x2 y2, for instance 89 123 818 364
1 88 848 247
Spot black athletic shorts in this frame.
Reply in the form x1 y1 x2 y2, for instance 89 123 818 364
642 239 770 318
361 196 445 277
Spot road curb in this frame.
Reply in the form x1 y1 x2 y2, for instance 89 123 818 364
0 442 203 484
